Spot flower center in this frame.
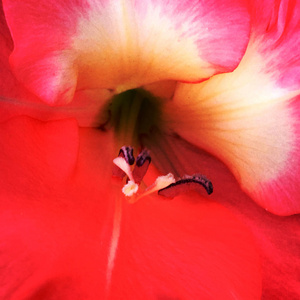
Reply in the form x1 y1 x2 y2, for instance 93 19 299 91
112 145 213 203
105 88 163 148
105 87 213 202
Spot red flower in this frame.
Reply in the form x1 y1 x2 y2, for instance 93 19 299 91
0 0 299 299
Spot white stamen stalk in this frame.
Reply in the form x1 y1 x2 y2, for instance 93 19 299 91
113 157 135 182
136 173 176 200
113 150 176 201
106 195 122 296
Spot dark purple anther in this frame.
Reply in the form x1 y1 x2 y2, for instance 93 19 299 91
158 174 213 198
112 146 135 178
132 149 151 184
119 146 135 165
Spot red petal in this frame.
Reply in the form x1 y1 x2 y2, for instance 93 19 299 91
2 0 250 104
0 116 114 299
210 157 300 299
109 193 261 299
0 116 261 299
147 134 300 299
0 116 79 184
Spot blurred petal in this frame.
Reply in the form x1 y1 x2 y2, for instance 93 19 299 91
2 0 250 104
0 116 261 299
166 0 300 215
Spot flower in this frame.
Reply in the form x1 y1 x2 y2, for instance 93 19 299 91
0 0 300 299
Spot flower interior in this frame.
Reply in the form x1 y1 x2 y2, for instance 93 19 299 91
107 88 213 202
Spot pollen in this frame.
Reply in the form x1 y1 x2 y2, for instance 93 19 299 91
138 173 176 199
122 180 139 196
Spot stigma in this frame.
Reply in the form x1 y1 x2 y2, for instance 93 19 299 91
112 146 213 202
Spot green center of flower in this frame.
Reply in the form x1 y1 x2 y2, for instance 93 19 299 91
108 88 163 147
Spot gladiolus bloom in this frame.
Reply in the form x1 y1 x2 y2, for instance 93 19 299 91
0 0 300 299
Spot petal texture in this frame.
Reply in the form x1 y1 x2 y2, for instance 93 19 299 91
3 0 250 104
166 0 300 215
0 116 261 299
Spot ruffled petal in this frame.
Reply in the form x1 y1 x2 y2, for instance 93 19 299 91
2 0 250 104
165 0 300 215
0 2 112 126
251 0 300 91
0 1 38 102
0 116 261 299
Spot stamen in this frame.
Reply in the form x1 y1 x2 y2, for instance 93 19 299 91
158 174 213 199
112 147 213 202
113 157 135 182
122 180 139 197
112 146 135 179
113 155 139 197
119 146 135 165
132 149 151 184
135 173 176 200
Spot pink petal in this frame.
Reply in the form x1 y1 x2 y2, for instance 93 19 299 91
2 0 250 104
167 81 300 216
0 3 111 126
0 116 261 299
165 0 300 215
0 2 38 103
250 0 300 91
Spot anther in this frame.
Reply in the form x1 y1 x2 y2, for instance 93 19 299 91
112 146 135 179
158 174 213 199
122 181 139 197
119 146 135 165
132 149 151 184
135 173 176 201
